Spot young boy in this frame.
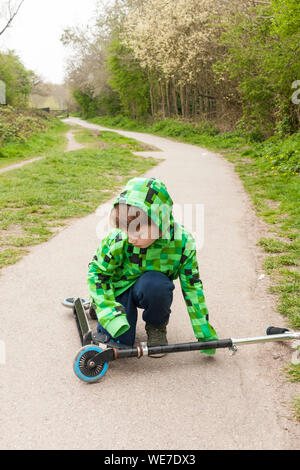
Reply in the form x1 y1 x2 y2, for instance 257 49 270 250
87 177 218 357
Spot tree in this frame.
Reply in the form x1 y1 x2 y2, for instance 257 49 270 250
0 50 32 106
0 0 25 36
63 0 298 134
214 0 300 135
121 0 253 121
62 22 121 117
107 39 150 119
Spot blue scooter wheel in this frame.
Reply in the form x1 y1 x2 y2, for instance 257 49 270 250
73 345 108 383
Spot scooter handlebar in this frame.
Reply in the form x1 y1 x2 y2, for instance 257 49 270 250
266 326 290 335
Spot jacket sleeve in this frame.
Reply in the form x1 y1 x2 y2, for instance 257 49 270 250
87 231 130 339
179 237 218 353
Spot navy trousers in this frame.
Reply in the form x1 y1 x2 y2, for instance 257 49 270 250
97 271 175 346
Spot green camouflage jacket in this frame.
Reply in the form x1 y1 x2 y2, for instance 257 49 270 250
87 177 218 351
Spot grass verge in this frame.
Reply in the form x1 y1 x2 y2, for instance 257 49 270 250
88 115 246 150
284 363 300 421
72 127 159 152
0 119 69 169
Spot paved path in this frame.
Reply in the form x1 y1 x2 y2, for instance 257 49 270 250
0 117 299 450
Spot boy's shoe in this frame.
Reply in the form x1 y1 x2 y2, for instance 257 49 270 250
145 321 168 358
93 331 132 350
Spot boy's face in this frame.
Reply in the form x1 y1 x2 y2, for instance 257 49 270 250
127 222 160 248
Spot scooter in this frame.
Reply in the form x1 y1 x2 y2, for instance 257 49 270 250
62 297 300 384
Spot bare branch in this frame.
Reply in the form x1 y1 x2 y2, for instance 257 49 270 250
0 0 25 36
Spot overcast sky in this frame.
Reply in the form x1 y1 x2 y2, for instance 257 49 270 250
0 0 99 84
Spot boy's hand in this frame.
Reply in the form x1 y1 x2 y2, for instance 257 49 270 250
197 333 218 356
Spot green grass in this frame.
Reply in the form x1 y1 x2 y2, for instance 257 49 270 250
73 127 159 152
232 157 300 330
284 363 300 421
285 363 300 383
292 397 300 421
88 115 148 132
0 145 160 271
0 120 69 169
88 115 246 150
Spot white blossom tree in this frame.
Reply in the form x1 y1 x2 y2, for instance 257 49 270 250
120 0 255 120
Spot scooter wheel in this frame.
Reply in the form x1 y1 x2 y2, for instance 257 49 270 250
62 297 90 309
73 345 108 383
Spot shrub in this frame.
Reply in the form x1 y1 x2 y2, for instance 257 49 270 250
0 106 50 145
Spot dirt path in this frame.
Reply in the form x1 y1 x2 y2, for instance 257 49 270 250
0 117 299 450
0 156 46 174
0 128 83 174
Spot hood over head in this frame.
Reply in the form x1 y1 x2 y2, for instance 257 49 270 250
112 177 174 238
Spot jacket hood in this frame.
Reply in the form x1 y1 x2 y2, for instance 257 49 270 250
112 177 174 237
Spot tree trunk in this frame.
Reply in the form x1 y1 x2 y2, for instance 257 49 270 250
131 102 136 120
185 84 190 119
171 78 178 117
160 79 166 119
192 87 197 120
148 70 155 118
179 84 185 118
166 80 171 117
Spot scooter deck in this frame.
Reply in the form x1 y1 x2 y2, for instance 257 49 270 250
73 297 131 349
73 297 93 346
